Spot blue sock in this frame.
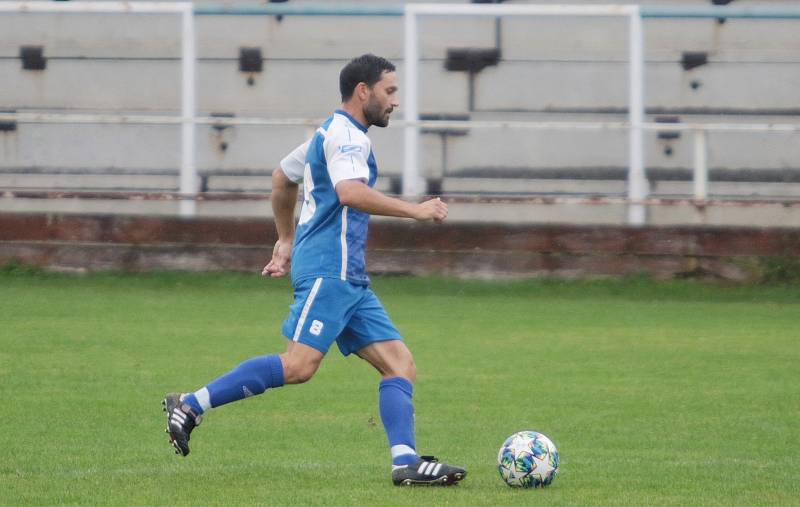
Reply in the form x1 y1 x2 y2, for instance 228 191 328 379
183 355 284 415
379 377 418 466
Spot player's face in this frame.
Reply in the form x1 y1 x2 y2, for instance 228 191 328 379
364 71 399 128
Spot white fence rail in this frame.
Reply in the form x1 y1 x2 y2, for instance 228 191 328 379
402 4 647 221
2 2 800 224
0 1 197 216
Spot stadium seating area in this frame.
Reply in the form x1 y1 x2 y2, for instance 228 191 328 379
1 0 798 211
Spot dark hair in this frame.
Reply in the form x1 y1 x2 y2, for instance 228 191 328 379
339 54 396 102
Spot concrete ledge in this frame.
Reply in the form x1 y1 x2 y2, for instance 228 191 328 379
2 213 799 281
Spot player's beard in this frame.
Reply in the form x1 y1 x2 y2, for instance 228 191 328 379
364 98 391 128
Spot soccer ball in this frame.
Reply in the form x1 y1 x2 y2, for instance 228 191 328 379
497 430 559 488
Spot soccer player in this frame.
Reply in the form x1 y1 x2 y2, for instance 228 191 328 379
163 54 467 486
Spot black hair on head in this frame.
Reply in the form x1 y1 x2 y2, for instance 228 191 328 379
339 54 396 102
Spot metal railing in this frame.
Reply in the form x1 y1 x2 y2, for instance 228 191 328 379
2 1 800 223
0 1 198 215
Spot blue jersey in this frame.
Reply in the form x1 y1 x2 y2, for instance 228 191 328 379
279 110 378 286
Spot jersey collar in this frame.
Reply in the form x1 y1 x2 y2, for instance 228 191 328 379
335 109 369 133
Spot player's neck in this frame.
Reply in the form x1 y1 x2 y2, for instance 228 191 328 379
340 103 369 129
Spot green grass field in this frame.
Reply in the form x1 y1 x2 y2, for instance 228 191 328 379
1 270 798 506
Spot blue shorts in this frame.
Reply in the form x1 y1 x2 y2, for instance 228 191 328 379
281 277 403 356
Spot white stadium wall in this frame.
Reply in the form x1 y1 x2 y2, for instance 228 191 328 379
0 0 798 205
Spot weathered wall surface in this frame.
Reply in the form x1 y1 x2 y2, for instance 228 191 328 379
2 213 798 281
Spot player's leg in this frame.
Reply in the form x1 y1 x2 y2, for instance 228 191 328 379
164 277 343 457
356 338 416 381
181 341 322 415
164 343 308 457
162 349 288 456
280 341 325 384
355 340 418 464
341 289 467 485
356 340 466 485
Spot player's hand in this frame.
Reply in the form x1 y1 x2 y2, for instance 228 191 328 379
414 197 448 223
261 239 293 278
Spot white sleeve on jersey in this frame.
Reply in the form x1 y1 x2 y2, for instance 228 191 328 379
324 126 370 187
279 139 310 184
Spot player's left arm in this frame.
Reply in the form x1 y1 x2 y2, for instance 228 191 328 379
327 132 447 222
336 180 447 222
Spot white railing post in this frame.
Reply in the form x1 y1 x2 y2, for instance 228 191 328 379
627 6 647 226
0 2 197 216
179 4 197 216
693 129 708 200
402 5 421 197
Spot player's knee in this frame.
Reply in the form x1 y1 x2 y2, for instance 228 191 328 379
388 355 416 384
404 357 417 384
281 355 320 384
397 345 417 383
293 367 316 384
285 362 317 384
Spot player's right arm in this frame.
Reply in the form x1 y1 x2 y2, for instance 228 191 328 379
262 140 307 278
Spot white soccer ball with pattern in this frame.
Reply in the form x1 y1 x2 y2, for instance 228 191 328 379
497 430 559 488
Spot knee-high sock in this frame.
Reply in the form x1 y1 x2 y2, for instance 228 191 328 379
183 355 284 414
379 377 418 466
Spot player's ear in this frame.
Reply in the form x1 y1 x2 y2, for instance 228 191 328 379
356 82 369 101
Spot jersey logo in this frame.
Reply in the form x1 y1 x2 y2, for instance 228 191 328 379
310 320 324 336
339 144 361 154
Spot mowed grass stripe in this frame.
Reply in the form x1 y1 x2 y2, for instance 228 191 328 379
1 272 798 505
